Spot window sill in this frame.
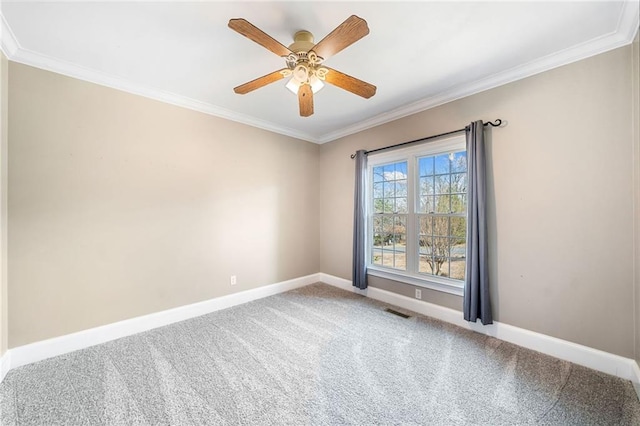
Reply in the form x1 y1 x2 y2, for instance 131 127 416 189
367 266 464 297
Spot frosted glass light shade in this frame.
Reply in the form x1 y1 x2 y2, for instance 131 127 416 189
286 76 324 94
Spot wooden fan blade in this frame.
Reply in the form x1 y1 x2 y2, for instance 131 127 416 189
228 19 293 57
233 69 286 94
311 15 369 60
298 84 314 117
324 67 376 99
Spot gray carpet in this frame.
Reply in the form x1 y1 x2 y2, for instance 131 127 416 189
1 282 639 425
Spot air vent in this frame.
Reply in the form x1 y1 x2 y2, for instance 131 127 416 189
384 308 411 319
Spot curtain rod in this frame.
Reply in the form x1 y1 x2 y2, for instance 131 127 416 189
349 119 503 159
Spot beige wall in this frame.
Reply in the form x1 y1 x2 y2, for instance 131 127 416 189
3 38 637 360
0 52 7 357
633 31 640 364
8 62 319 347
320 45 635 358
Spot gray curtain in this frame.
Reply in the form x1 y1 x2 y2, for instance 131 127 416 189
464 121 493 324
352 149 368 289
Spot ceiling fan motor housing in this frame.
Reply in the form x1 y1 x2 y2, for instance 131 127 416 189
288 30 315 53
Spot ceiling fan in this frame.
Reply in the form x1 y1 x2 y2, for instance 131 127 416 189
228 15 376 117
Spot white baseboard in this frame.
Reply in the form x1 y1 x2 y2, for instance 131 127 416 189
319 273 640 383
5 273 320 374
3 272 640 388
634 363 640 400
0 350 10 383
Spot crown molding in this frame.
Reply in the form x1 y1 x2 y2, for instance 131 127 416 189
619 0 640 42
318 1 640 144
7 46 320 143
1 2 638 145
0 11 19 58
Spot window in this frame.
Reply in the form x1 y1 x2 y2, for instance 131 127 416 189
371 161 407 270
367 135 467 295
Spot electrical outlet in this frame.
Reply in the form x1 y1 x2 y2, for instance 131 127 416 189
415 289 422 300
230 275 237 286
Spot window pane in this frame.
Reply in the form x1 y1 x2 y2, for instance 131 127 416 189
451 194 467 214
373 198 383 214
394 252 406 270
382 250 394 267
382 216 393 242
435 154 450 174
395 197 408 214
434 195 451 213
419 255 434 273
435 174 450 194
375 217 385 245
373 182 383 198
418 176 433 207
451 239 466 256
450 257 465 280
450 217 466 242
394 216 406 238
451 237 466 258
432 237 450 259
419 157 434 176
418 236 432 255
419 176 434 196
433 217 449 237
451 173 467 193
373 232 382 248
383 164 394 179
383 198 394 214
372 249 383 265
437 259 451 278
383 181 393 197
394 217 406 254
387 215 406 270
451 151 467 173
450 233 466 281
373 215 382 233
396 162 408 178
373 166 384 182
395 180 407 197
419 216 433 236
424 196 436 213
419 196 433 213
380 248 407 271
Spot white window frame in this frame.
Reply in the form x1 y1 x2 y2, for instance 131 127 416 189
366 134 466 296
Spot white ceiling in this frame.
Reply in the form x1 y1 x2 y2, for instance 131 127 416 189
1 1 638 143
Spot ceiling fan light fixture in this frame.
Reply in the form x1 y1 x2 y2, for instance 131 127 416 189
286 75 324 95
229 16 376 117
310 77 325 93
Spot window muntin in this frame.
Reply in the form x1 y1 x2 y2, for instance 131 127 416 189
366 136 467 293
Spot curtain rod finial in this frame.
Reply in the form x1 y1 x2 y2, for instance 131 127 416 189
350 153 356 159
